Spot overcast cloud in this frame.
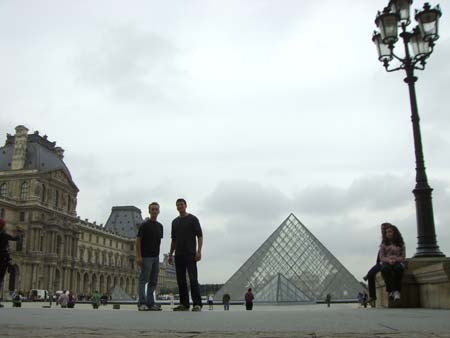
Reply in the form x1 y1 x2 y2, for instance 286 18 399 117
1 0 449 284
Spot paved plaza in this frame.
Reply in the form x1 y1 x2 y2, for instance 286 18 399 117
1 303 449 337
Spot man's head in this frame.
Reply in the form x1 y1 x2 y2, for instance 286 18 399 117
176 198 187 214
0 218 5 231
148 202 160 219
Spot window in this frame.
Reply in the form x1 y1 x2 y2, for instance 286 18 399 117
109 239 112 247
0 183 7 197
67 195 71 212
103 238 105 245
89 234 92 242
41 184 46 202
54 190 59 208
16 234 23 252
0 208 4 218
96 235 99 244
20 182 29 200
19 212 25 222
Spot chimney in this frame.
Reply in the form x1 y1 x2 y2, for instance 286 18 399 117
55 147 64 159
11 125 29 170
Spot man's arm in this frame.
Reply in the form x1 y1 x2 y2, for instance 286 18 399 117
195 236 203 262
136 237 142 267
168 239 176 265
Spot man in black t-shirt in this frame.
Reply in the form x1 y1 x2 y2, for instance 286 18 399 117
168 198 203 312
136 202 163 311
0 218 22 308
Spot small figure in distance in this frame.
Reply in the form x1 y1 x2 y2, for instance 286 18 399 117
244 288 254 311
208 294 214 310
222 292 231 311
325 293 331 308
380 224 406 302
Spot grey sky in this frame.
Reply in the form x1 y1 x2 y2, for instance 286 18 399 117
1 0 449 284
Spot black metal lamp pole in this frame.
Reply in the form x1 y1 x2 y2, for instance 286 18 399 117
373 1 444 257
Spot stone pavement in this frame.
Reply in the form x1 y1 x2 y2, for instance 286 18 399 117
1 303 449 337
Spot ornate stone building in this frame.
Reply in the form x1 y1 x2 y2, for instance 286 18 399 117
0 125 175 297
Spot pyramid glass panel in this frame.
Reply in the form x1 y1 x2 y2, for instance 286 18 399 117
215 214 363 302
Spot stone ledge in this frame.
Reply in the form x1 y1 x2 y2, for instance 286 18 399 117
376 258 450 309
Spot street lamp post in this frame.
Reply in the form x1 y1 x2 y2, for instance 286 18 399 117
373 1 444 257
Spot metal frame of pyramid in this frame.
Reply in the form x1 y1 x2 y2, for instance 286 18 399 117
254 272 313 303
215 214 362 303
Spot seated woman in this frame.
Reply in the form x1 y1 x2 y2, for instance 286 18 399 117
364 222 389 307
380 224 406 301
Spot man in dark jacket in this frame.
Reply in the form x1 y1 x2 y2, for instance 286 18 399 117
168 198 203 312
0 218 22 307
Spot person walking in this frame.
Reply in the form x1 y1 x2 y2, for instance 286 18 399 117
58 291 69 308
245 288 254 310
91 290 101 309
168 198 203 312
0 218 22 308
363 222 389 307
208 294 214 310
222 293 231 311
68 291 76 308
380 224 406 301
136 202 163 311
325 293 331 308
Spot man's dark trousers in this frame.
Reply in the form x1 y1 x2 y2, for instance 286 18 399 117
175 254 202 308
367 264 381 299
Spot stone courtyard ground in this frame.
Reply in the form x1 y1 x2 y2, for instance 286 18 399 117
0 302 449 338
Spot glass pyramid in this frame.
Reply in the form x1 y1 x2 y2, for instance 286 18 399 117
215 214 362 302
254 273 313 303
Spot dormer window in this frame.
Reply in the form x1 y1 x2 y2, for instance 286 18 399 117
41 184 46 202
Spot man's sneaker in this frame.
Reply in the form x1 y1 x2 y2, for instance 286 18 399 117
192 305 202 312
148 304 162 311
393 291 401 301
173 305 190 311
138 304 149 311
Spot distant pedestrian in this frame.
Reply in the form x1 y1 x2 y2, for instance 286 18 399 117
208 294 214 310
58 290 69 308
380 224 406 301
68 291 76 308
169 292 174 309
0 219 23 308
357 292 364 308
362 292 369 308
168 199 203 312
325 293 331 308
245 288 254 311
222 293 231 311
91 291 101 309
136 202 163 312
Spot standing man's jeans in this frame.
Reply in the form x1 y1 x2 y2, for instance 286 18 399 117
138 256 159 306
175 254 202 308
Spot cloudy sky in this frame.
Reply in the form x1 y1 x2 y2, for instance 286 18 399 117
1 0 449 284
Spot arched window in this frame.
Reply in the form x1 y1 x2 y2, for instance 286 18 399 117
20 182 29 200
0 183 7 197
67 195 71 212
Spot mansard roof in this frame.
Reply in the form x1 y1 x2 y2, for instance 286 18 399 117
0 131 78 190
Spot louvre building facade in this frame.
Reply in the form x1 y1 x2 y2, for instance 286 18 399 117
0 125 176 297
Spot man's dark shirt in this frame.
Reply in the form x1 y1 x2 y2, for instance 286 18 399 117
171 214 202 256
0 230 19 256
137 219 163 257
